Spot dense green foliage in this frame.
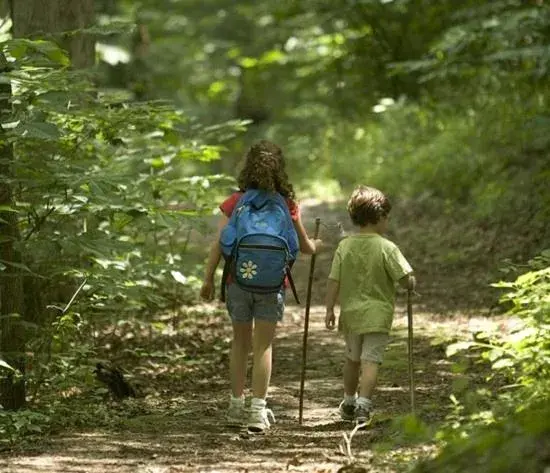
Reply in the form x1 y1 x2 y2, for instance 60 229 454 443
417 252 550 473
0 34 241 442
97 1 550 229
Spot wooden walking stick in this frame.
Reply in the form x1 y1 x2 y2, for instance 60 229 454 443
407 286 416 415
298 217 321 425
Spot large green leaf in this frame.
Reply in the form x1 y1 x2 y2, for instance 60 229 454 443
0 359 14 372
15 122 60 141
4 38 70 66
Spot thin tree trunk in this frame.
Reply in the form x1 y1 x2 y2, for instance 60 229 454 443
0 1 10 19
12 0 95 68
0 53 25 410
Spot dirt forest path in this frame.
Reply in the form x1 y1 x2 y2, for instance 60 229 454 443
1 199 500 473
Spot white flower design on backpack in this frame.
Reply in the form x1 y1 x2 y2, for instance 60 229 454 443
240 261 258 279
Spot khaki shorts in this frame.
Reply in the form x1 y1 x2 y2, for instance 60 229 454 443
344 332 390 364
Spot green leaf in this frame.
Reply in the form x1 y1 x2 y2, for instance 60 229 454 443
197 146 222 162
446 341 475 357
492 358 514 370
26 424 43 433
0 259 44 276
0 206 18 213
0 359 14 372
6 42 28 60
239 57 258 68
45 48 70 66
259 49 286 65
36 91 71 110
516 271 538 286
170 270 187 284
150 158 165 169
7 39 70 65
16 122 60 141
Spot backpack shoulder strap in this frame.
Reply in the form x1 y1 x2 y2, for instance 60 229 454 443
286 267 300 305
219 191 248 301
220 257 231 302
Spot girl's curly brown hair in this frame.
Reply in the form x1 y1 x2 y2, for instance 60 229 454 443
237 140 295 200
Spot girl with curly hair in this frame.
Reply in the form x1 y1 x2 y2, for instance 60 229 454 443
200 140 320 433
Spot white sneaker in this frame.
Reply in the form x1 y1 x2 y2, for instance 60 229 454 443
355 403 373 427
338 400 356 421
225 398 245 427
247 402 275 433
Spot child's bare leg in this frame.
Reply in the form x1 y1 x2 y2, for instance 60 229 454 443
230 321 253 397
339 335 362 420
359 361 379 399
251 319 277 399
343 358 361 396
355 361 377 424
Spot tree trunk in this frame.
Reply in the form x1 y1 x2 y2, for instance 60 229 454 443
0 53 25 410
0 1 10 18
12 0 95 69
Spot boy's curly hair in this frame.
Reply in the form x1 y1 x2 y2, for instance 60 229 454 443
237 140 295 200
347 185 391 226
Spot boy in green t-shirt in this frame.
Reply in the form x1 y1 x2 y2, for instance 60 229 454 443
325 185 415 425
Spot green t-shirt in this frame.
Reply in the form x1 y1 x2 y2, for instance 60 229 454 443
328 233 413 334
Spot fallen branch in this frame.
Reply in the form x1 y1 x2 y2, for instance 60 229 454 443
46 278 87 314
339 423 363 463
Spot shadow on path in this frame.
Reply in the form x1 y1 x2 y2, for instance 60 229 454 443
1 304 472 473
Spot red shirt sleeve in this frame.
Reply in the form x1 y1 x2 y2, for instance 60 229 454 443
286 198 300 222
219 192 243 217
219 192 300 221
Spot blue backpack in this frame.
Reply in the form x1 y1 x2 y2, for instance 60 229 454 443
220 190 300 303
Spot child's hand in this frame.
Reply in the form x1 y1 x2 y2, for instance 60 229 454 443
325 308 336 330
313 239 324 254
200 279 215 301
408 275 416 291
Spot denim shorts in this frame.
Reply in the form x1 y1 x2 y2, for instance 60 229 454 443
225 284 285 323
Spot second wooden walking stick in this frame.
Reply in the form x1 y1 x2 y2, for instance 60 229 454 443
298 217 321 425
407 286 416 415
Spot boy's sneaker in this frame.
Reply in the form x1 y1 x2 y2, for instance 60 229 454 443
338 400 356 421
248 400 275 434
225 398 245 427
355 403 373 427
